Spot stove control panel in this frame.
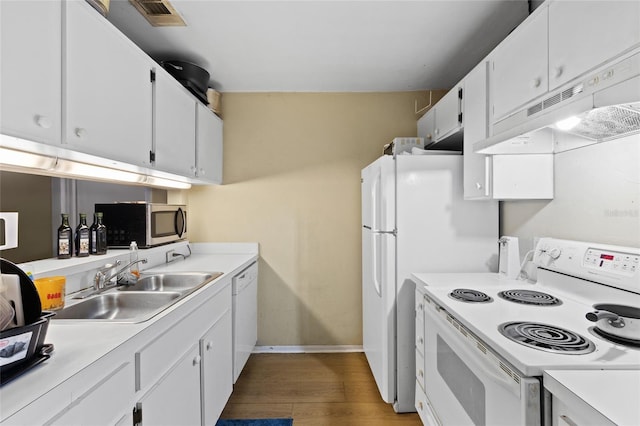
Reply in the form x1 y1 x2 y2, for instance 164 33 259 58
534 238 640 294
583 248 639 276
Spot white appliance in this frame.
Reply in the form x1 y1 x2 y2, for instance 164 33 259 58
417 238 640 425
232 261 258 383
361 153 498 412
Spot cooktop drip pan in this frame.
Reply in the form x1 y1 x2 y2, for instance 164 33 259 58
499 322 595 354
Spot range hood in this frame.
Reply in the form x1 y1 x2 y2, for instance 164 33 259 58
474 50 640 155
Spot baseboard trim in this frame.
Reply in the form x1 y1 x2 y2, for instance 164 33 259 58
253 345 363 353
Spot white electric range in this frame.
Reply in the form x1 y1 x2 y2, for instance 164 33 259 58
413 238 640 426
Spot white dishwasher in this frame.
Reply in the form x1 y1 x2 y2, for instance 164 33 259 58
232 261 258 383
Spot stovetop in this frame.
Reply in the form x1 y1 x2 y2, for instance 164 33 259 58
419 270 640 376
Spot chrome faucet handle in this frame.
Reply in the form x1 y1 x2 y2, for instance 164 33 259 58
94 260 122 289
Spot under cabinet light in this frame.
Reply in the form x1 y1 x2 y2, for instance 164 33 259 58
0 147 57 170
555 116 581 131
144 175 192 189
55 158 144 184
0 146 192 190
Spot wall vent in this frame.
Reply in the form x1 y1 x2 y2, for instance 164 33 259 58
129 0 186 27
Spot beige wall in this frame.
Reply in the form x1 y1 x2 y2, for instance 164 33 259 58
189 92 427 346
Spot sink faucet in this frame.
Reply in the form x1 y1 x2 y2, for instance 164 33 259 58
94 258 148 291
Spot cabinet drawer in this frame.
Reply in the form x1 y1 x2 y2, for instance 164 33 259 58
415 315 425 355
415 350 425 392
415 383 441 426
136 284 231 390
46 362 134 425
415 289 425 322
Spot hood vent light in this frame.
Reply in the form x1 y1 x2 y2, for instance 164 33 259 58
129 0 186 27
563 103 640 141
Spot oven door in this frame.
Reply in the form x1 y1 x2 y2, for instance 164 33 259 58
423 297 541 426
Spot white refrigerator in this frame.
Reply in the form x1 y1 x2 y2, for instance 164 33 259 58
361 153 498 413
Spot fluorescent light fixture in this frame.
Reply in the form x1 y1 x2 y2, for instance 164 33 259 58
55 158 145 184
555 116 581 131
144 175 192 189
0 146 192 190
0 147 57 170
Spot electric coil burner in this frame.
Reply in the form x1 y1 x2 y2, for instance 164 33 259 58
449 288 493 303
499 322 595 354
498 289 562 306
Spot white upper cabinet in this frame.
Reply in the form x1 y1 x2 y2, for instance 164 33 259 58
548 0 640 91
153 68 197 177
196 105 223 184
417 109 436 145
463 61 491 200
434 84 463 142
491 6 548 122
0 1 62 145
64 0 153 167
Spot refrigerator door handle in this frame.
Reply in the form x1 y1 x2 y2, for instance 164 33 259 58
372 233 382 297
371 167 381 231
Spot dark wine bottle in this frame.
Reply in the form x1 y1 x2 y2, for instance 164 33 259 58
89 213 98 255
75 213 90 257
57 214 73 259
95 212 107 255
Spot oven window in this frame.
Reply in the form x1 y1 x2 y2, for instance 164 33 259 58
437 335 486 426
151 211 176 237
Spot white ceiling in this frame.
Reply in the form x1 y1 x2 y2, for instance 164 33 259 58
107 0 530 92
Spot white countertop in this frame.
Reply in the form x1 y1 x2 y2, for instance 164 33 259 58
0 242 258 422
544 370 640 426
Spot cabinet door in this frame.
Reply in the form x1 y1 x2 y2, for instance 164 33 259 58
463 62 491 199
434 85 463 141
140 344 202 426
417 110 436 146
548 0 640 90
64 0 152 167
201 308 233 425
0 1 61 145
154 68 196 176
492 7 548 121
196 104 223 184
45 362 134 426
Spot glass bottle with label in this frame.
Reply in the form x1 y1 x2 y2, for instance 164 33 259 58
89 213 98 255
57 214 73 259
95 212 107 255
75 213 90 257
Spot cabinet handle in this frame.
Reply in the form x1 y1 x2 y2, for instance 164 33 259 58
417 337 424 345
74 127 87 138
559 415 578 426
34 115 52 129
418 401 424 410
553 66 564 78
475 182 483 190
193 355 201 365
426 133 432 141
530 78 541 89
435 128 440 136
206 341 213 351
418 303 424 311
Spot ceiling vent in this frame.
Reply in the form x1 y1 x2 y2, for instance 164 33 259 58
129 0 186 27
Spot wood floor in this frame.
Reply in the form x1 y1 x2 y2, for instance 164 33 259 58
219 353 423 425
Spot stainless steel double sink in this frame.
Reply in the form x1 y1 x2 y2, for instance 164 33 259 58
53 272 223 323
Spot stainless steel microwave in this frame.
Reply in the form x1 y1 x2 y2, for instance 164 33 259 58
94 203 187 248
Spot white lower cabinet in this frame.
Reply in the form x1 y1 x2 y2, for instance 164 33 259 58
135 284 233 426
44 362 134 426
201 309 233 425
138 344 203 426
